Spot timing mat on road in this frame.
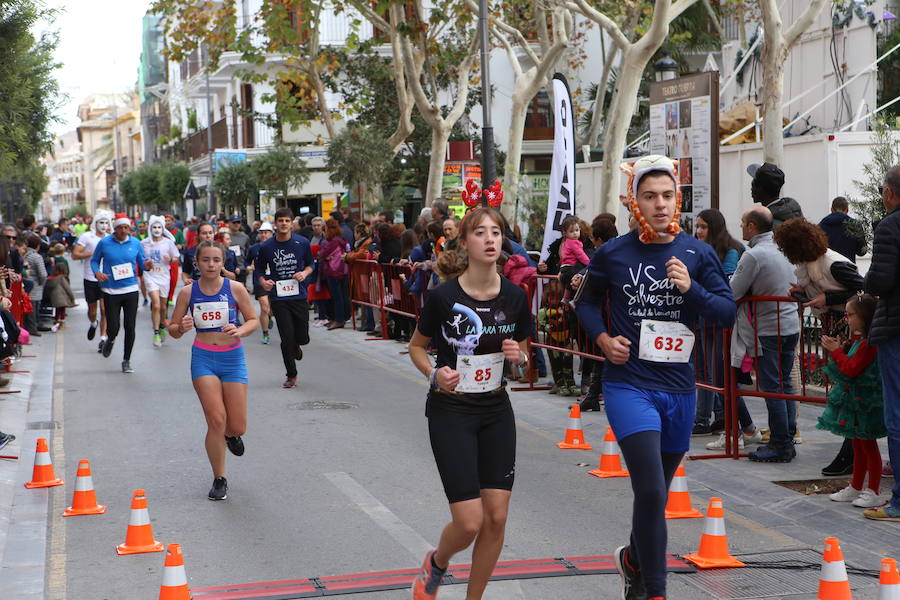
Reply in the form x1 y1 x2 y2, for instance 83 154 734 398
191 554 695 599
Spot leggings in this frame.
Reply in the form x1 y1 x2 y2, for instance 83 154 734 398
850 438 882 492
102 291 139 360
617 431 684 598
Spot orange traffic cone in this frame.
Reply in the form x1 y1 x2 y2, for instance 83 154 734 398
557 404 593 450
158 543 191 600
63 459 106 516
684 497 744 569
817 537 851 599
116 489 164 555
879 558 900 600
24 437 63 488
665 462 703 519
588 426 629 478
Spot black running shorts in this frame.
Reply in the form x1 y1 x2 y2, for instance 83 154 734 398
84 280 102 304
427 401 516 503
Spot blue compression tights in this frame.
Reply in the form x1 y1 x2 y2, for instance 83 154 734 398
617 430 684 597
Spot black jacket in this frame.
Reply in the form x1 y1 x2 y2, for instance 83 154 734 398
865 206 900 344
819 212 866 263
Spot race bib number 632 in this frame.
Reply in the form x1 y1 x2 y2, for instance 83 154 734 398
638 319 695 363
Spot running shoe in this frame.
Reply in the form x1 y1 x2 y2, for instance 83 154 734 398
748 445 795 463
706 433 744 450
294 345 303 361
142 297 149 307
225 435 245 457
829 485 861 503
87 322 97 340
159 327 167 341
864 505 900 521
102 339 114 358
121 360 134 373
411 550 446 600
168 300 175 307
153 333 162 348
614 545 646 600
97 340 104 353
208 477 228 501
852 489 885 508
262 332 270 344
0 432 15 451
283 376 297 389
50 323 60 333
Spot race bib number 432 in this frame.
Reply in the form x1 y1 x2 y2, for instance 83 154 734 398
638 319 695 363
455 352 505 393
275 278 299 297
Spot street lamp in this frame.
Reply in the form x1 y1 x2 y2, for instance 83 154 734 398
653 52 679 82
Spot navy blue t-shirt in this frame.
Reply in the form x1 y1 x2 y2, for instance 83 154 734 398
255 234 315 301
182 246 237 280
575 230 736 394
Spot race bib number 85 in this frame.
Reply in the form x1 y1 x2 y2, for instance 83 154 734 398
455 352 505 393
638 320 695 363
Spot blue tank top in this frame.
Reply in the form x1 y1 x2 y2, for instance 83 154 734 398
188 278 241 332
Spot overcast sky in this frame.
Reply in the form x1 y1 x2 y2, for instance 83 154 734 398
43 0 152 135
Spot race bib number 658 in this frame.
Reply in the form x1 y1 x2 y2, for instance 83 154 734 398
638 320 695 363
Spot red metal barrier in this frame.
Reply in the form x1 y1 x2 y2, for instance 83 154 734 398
348 260 422 341
695 295 831 460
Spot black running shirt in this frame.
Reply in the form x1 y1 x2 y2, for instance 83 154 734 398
417 277 531 413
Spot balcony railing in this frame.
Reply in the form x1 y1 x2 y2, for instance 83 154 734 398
185 118 228 161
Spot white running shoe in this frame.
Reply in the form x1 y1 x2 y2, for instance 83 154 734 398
706 433 744 450
851 488 884 508
829 485 861 503
743 428 764 445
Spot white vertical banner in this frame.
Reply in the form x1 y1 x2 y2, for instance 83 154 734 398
540 73 576 262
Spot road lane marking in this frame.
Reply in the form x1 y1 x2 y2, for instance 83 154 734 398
47 333 66 599
324 471 432 557
324 471 526 599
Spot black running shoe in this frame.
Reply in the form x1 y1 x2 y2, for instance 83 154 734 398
614 545 647 600
101 339 114 358
208 476 228 501
294 345 303 361
97 340 104 353
87 323 97 341
225 435 244 457
0 432 15 451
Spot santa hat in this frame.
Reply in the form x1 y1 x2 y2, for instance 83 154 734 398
113 213 131 228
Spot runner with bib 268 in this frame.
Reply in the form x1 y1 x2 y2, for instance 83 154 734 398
575 155 736 600
407 206 531 600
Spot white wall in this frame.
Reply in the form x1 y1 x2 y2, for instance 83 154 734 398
720 0 882 134
573 130 894 241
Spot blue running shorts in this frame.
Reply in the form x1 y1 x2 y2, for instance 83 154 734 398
603 381 696 453
190 341 249 384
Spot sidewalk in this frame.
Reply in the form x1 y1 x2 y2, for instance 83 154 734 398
0 334 58 599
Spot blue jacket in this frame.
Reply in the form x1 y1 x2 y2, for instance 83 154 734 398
90 235 147 293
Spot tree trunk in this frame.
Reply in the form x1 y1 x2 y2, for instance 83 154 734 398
599 49 644 213
761 43 786 166
426 124 451 204
502 97 529 219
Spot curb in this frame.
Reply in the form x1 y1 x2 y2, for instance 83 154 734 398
0 336 57 598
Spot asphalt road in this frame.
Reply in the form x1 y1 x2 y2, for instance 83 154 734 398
42 273 897 600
